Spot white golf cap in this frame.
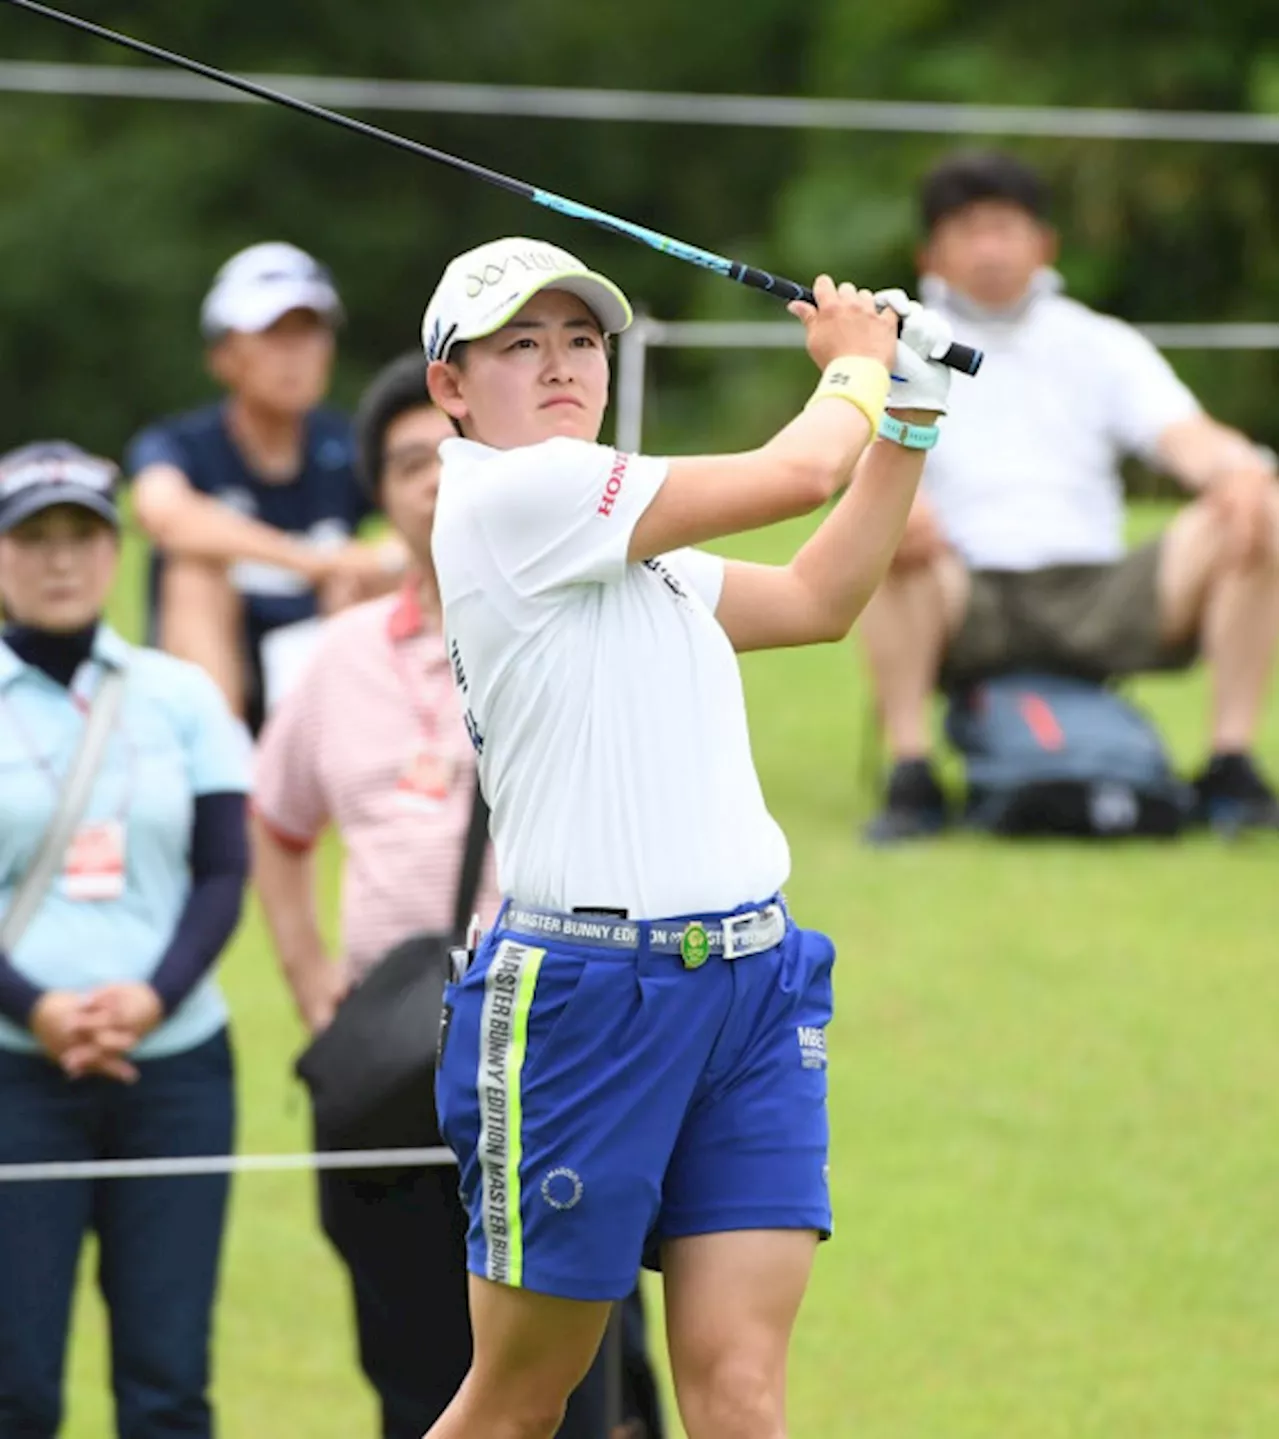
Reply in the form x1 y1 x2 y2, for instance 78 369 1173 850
201 242 343 340
421 237 632 361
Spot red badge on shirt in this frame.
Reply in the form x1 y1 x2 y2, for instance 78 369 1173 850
61 820 126 901
394 746 457 812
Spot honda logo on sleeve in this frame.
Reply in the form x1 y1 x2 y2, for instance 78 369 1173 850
596 453 629 517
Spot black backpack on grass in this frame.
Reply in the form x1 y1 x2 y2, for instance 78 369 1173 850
945 671 1193 838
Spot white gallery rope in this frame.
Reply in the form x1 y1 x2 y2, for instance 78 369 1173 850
0 1146 456 1182
0 62 1274 144
629 319 1280 351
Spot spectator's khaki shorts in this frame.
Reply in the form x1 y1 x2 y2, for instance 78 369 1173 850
942 538 1197 689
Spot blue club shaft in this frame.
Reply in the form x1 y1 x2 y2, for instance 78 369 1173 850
2 0 983 374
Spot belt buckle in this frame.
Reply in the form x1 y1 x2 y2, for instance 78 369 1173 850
723 907 772 961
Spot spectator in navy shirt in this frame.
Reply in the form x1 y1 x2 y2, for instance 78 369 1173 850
127 243 404 733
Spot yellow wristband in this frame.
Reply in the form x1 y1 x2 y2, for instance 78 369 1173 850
805 356 890 433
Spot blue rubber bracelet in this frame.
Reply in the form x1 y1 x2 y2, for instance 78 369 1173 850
878 415 940 450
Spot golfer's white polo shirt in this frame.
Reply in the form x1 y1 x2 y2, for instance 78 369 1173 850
921 270 1201 571
431 436 790 919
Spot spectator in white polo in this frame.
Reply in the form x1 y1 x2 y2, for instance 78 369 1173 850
126 242 403 734
251 354 647 1439
859 151 1278 842
0 441 251 1438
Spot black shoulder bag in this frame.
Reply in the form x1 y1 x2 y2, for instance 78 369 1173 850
296 779 489 1152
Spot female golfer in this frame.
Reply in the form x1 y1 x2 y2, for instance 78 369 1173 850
422 237 952 1439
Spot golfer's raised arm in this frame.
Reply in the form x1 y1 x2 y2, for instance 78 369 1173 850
706 288 956 653
626 279 898 562
711 434 930 652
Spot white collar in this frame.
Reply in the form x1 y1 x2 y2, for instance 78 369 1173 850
439 436 493 462
920 267 1064 324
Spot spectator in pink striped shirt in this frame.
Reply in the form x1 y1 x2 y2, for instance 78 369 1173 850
250 355 645 1439
252 359 496 1019
251 354 494 1437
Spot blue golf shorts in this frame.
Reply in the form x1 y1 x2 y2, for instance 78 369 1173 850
435 897 835 1301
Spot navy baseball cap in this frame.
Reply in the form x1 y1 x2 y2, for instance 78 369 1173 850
0 442 120 535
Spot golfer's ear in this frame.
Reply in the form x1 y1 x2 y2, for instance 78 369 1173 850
427 360 468 423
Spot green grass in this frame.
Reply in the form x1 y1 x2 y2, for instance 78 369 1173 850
59 505 1276 1437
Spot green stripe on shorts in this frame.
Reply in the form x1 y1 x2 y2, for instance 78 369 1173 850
477 939 545 1287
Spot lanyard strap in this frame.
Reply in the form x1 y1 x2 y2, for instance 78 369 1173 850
0 667 127 952
388 632 449 745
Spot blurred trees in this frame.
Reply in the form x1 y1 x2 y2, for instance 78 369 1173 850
0 0 1274 461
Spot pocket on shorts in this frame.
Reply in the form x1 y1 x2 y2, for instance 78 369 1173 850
436 966 486 1152
436 940 630 1160
522 951 624 1079
434 982 461 1144
797 928 836 1030
473 943 636 1115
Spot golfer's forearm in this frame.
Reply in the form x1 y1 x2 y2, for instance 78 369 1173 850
790 438 927 632
631 400 874 560
759 396 877 503
135 470 325 574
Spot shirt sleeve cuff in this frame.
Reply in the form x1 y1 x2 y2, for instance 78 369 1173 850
248 801 318 854
0 953 45 1028
598 453 670 583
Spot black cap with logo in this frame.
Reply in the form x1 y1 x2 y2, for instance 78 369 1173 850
0 442 120 535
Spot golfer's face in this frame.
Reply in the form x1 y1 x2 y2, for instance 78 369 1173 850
923 200 1055 310
0 505 118 632
448 290 609 449
380 404 455 561
213 308 335 415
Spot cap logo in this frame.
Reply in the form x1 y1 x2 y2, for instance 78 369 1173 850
0 455 117 499
464 248 567 298
424 317 459 362
254 262 333 286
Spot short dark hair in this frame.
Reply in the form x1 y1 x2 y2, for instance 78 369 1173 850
920 151 1051 235
353 352 434 501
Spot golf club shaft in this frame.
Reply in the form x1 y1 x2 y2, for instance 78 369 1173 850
1 0 983 375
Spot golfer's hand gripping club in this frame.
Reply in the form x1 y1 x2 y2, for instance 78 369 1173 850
874 287 953 414
729 259 981 374
820 282 977 377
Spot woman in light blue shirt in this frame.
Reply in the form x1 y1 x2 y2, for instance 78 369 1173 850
0 442 251 1439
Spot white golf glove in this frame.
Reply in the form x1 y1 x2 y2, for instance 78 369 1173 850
875 288 952 416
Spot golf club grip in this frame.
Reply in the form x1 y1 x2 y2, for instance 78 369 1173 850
797 283 984 376
741 268 984 376
931 338 983 376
